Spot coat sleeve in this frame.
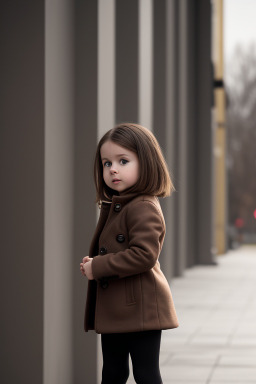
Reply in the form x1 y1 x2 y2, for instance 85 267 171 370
91 200 165 280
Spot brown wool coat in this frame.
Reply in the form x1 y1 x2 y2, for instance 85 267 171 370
84 193 179 334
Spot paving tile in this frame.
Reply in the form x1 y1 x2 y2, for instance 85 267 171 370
169 353 218 366
210 367 256 381
163 325 199 336
196 325 235 336
209 311 242 321
210 382 256 384
189 335 229 346
127 374 209 384
130 380 207 384
160 351 172 366
242 312 256 321
230 336 256 347
161 341 189 352
218 355 256 367
234 322 256 335
160 364 212 382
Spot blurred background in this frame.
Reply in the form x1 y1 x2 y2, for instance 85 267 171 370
0 0 255 383
224 0 256 248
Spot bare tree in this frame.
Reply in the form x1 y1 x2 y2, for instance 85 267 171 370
226 43 256 239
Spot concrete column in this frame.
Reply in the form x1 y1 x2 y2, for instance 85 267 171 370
185 0 197 268
139 0 153 131
165 0 180 277
175 0 214 268
153 0 176 279
73 1 98 383
153 0 181 279
153 0 167 276
177 0 189 274
98 0 115 138
195 0 215 264
153 0 167 140
0 1 44 383
156 0 180 279
44 0 75 383
116 0 139 123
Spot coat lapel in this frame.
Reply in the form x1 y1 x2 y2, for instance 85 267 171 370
89 202 111 257
88 192 142 257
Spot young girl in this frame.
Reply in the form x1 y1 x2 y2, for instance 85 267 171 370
80 123 179 384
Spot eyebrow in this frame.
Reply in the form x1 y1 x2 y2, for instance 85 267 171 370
101 154 129 161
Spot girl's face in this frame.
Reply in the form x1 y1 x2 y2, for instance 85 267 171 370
100 140 139 193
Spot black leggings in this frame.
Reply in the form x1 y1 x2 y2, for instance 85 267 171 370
101 330 162 384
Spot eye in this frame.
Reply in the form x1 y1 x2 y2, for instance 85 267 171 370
103 161 111 167
120 159 128 165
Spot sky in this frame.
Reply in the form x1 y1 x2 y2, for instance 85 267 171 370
224 0 256 60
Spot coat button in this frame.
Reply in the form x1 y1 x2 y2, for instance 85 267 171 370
99 247 107 255
116 234 125 243
114 203 122 212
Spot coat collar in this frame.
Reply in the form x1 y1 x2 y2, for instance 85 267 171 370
101 192 143 209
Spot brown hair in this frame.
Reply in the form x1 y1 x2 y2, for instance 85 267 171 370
94 123 175 202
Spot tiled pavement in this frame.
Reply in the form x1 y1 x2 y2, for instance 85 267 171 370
127 245 256 383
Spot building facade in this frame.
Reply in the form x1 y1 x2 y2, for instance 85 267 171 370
0 0 214 383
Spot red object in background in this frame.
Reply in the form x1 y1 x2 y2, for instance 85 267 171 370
254 209 256 220
235 218 244 228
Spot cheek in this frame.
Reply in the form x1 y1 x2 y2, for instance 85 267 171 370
102 168 108 181
133 164 140 182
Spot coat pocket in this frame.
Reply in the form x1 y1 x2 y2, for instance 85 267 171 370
125 276 136 305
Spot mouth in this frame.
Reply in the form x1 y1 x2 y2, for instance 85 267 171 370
112 179 121 184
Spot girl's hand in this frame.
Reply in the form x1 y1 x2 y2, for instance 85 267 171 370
80 262 86 276
80 256 90 276
82 258 94 280
82 256 90 264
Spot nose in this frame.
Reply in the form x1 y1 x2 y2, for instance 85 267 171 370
110 164 118 174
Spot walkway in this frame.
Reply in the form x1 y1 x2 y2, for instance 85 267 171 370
127 245 256 383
